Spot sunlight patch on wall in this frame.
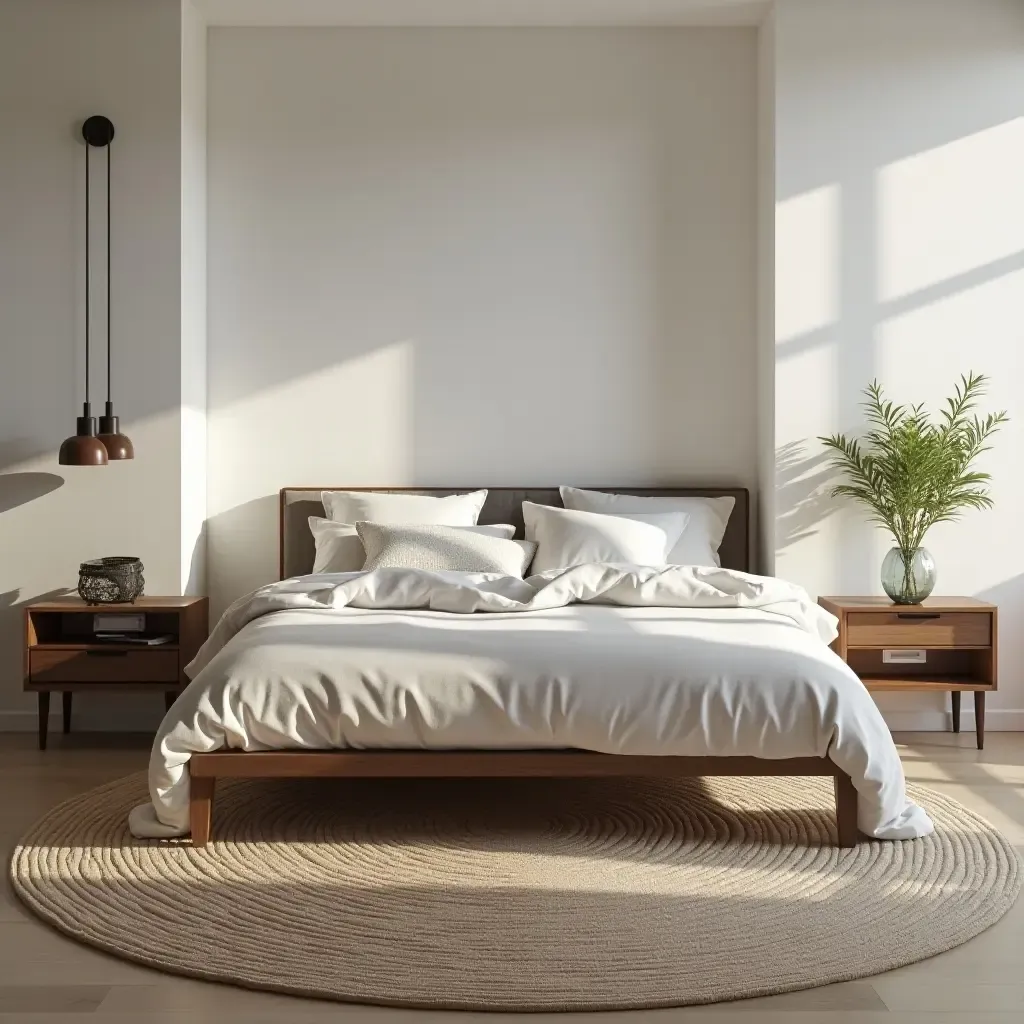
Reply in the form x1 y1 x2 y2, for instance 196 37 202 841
878 118 1024 303
876 270 1024 400
774 185 840 438
207 339 416 514
773 182 841 597
775 183 839 344
876 269 1024 597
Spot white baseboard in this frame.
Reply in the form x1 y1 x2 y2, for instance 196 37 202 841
881 709 1024 732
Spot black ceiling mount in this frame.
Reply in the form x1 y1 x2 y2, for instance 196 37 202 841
82 115 115 147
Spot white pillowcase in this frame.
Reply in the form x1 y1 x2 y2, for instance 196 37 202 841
559 486 735 568
522 502 688 574
356 522 536 577
309 517 515 574
321 489 487 526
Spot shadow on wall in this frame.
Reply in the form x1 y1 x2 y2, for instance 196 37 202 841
0 473 63 516
0 587 74 714
0 472 64 514
207 495 279 619
0 460 66 724
0 586 75 615
1 440 65 513
184 520 207 598
774 440 838 554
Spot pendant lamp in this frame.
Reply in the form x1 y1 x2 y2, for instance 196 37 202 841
60 115 133 465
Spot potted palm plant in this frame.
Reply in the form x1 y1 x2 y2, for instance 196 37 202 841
820 373 1007 604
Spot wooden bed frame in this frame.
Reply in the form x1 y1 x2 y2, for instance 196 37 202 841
185 485 860 848
189 750 859 848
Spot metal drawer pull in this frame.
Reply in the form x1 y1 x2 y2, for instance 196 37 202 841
896 612 941 619
85 649 129 657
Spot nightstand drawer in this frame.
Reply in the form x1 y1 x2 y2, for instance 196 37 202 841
846 611 991 648
30 649 179 684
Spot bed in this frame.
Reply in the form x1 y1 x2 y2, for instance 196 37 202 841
129 486 931 847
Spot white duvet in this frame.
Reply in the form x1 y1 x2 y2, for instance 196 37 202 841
129 564 933 841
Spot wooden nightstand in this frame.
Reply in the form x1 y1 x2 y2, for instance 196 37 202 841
819 596 997 749
24 596 209 750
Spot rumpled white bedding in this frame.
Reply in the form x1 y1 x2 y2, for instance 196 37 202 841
129 564 933 841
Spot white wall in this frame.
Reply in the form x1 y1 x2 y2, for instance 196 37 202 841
772 0 1024 728
5 1 1020 735
0 0 189 731
181 0 208 596
206 27 758 613
755 7 775 574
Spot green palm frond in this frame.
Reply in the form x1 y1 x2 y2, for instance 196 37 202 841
818 373 1007 556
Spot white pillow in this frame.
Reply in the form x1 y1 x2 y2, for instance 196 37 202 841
356 523 536 578
321 489 487 526
309 517 515 574
522 502 688 575
559 487 735 567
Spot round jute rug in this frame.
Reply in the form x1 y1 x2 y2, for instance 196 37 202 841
10 773 1020 1011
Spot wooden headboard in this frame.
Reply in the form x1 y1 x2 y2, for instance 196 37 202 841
280 486 749 579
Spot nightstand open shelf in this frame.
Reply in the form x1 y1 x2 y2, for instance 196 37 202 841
819 596 997 749
24 596 209 750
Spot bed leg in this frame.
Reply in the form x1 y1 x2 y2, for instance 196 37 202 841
190 775 215 848
833 772 859 848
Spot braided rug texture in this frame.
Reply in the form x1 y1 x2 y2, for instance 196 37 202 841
10 772 1020 1011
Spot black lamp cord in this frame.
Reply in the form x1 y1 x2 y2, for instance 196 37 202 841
84 140 90 409
85 137 113 413
106 137 111 407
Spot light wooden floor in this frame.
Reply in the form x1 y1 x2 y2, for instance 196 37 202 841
1 732 1022 1024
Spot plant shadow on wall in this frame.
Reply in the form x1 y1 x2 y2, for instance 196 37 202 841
774 441 839 555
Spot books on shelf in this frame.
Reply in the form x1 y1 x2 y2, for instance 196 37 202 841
93 633 175 646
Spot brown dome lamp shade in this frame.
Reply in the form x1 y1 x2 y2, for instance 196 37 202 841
58 413 108 466
61 115 133 466
97 405 133 460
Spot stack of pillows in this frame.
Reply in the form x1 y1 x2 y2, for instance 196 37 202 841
308 487 735 580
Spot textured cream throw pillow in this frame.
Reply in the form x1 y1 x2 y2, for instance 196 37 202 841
356 523 536 578
309 518 515 574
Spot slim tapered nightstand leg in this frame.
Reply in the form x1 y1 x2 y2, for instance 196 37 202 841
974 690 985 750
38 692 50 751
951 691 961 733
62 692 72 734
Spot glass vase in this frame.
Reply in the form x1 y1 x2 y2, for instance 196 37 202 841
880 546 936 605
